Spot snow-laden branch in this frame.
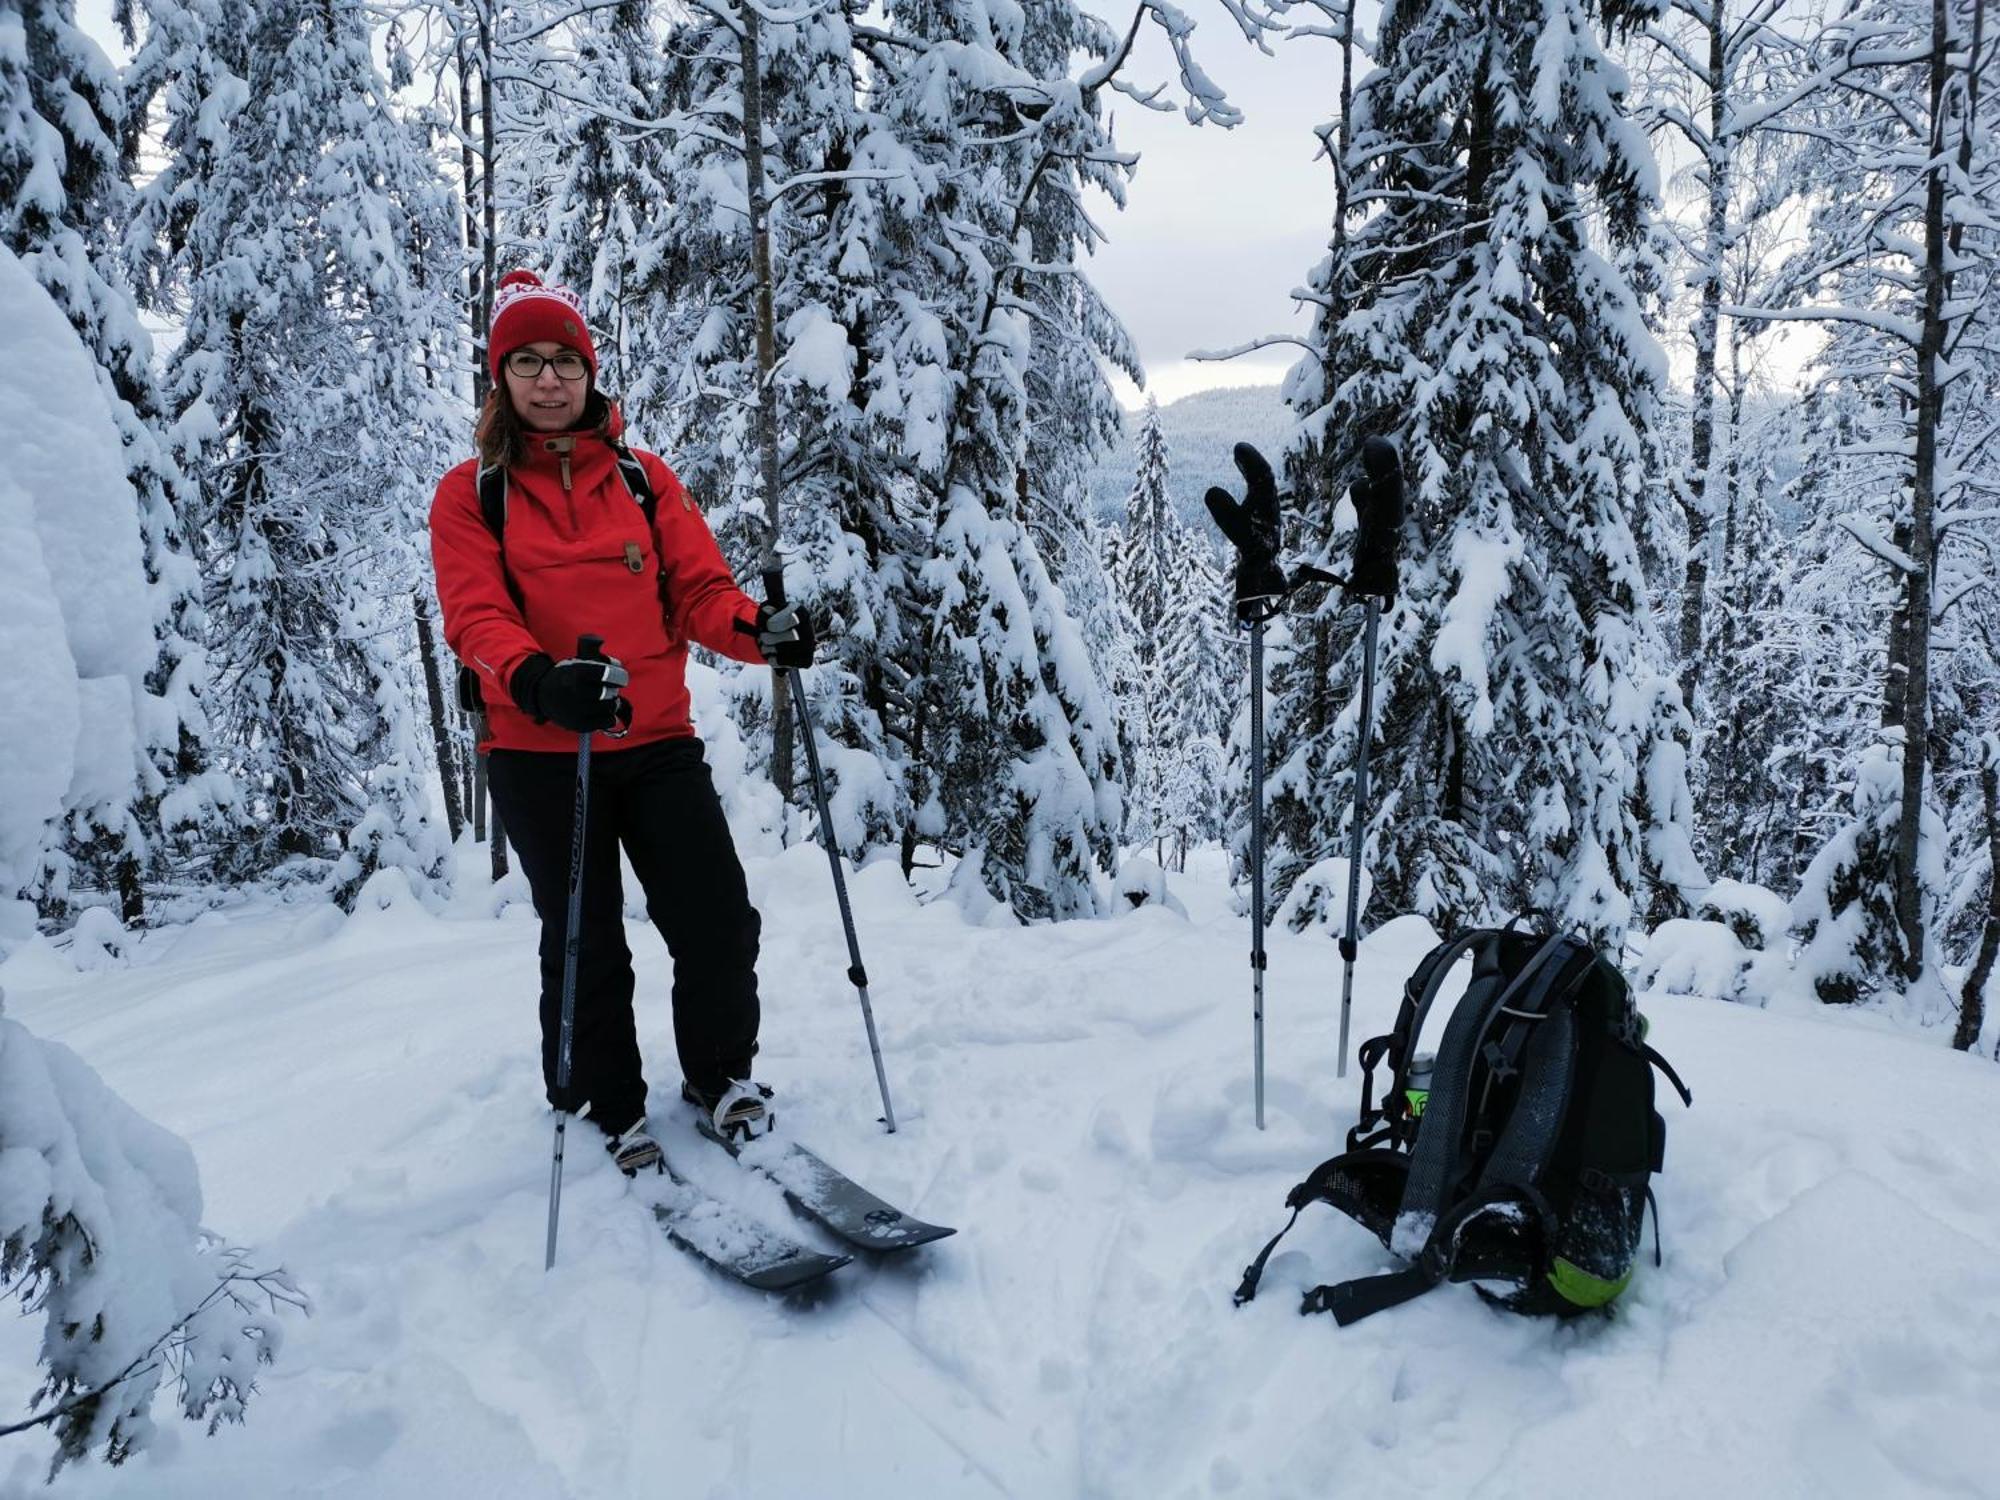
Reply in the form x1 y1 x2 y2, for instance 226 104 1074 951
1723 300 1923 347
1934 572 1990 621
1836 513 1919 574
768 167 909 204
1189 334 1323 363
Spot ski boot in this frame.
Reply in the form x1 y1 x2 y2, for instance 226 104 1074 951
605 1118 665 1177
683 1079 775 1142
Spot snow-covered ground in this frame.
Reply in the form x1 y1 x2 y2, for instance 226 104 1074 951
4 848 1997 1498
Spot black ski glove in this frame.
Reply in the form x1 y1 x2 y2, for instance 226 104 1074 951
1204 442 1289 617
510 651 631 734
745 602 816 669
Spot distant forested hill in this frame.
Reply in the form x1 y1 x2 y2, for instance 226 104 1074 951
1088 384 1294 528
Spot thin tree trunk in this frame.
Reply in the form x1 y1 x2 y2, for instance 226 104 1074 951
737 3 795 800
485 749 508 880
116 851 143 926
472 738 487 844
477 7 498 405
414 590 465 842
1894 0 1951 981
1677 5 1730 714
1952 754 1997 1052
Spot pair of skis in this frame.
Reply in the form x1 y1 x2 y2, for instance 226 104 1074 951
642 1120 954 1292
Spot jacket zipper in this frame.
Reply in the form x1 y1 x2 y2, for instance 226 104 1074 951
545 435 575 493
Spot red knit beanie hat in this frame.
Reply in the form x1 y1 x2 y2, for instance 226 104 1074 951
488 270 598 383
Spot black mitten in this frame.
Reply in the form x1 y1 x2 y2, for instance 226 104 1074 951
1204 442 1289 615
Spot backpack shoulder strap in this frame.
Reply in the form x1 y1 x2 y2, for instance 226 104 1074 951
475 463 525 611
1392 930 1579 1246
1348 928 1499 1151
610 441 658 528
476 462 506 539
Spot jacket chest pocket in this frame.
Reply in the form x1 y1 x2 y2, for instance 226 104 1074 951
510 518 654 579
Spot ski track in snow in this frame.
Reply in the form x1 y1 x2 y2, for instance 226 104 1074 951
3 845 1997 1499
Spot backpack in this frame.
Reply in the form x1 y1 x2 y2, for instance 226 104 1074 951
1233 921 1692 1325
453 446 661 715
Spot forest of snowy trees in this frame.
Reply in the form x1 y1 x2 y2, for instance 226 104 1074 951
2 0 1996 1037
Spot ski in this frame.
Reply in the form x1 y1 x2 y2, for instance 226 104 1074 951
642 1158 852 1292
692 1120 957 1254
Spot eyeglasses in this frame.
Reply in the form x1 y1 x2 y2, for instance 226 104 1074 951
504 350 590 381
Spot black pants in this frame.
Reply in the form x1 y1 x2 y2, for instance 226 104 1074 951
487 737 760 1133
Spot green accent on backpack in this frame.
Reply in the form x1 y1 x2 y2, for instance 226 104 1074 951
1404 1087 1429 1119
1548 1256 1632 1309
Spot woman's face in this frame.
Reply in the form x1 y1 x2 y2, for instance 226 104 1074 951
503 341 590 432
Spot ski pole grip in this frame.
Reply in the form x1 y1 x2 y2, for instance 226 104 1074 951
762 567 787 611
577 633 605 661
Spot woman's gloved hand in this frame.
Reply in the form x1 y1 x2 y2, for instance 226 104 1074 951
748 603 816 669
510 652 631 733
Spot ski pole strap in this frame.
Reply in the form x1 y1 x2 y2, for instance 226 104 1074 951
1233 1205 1302 1307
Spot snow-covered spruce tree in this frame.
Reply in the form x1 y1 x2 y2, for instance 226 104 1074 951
1014 0 1143 767
1093 515 1149 832
0 0 234 922
132 0 456 900
0 246 160 939
1118 397 1181 849
1156 533 1233 866
0 989 302 1475
1695 398 1798 887
1763 0 1995 995
1116 408 1233 864
1791 736 1948 1005
1269 0 1705 945
872 0 1141 919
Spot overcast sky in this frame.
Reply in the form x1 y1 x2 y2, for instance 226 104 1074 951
1081 4 1350 406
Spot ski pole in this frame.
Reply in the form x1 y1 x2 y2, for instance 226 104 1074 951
545 633 605 1270
1249 614 1268 1130
1335 438 1405 1078
766 569 897 1133
1335 600 1379 1079
1204 444 1293 1133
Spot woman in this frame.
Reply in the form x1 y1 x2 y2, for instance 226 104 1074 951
431 270 814 1174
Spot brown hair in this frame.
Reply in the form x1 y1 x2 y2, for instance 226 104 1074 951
474 383 615 469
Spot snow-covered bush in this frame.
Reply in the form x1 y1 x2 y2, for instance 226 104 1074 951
1112 855 1187 918
1275 857 1372 935
0 989 302 1475
1634 918 1766 1004
1695 880 1791 951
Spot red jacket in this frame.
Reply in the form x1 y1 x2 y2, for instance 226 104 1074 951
430 413 765 752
